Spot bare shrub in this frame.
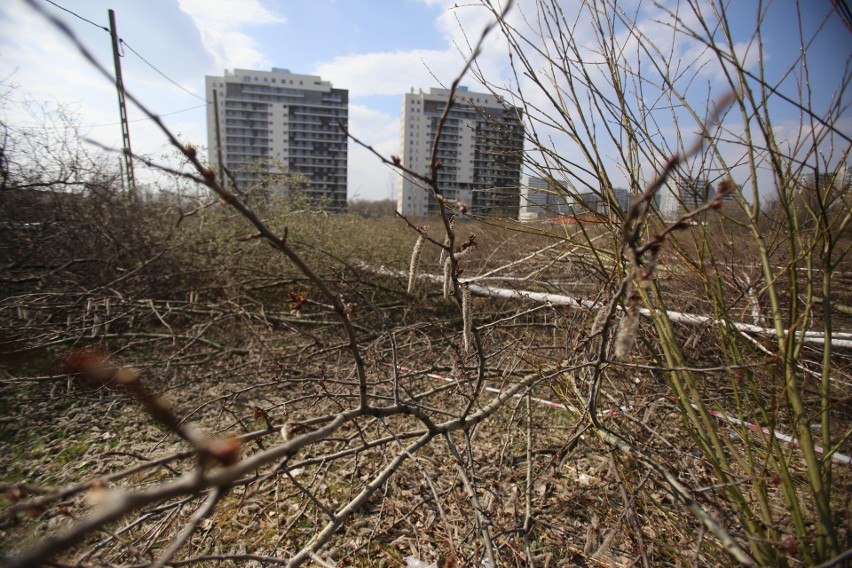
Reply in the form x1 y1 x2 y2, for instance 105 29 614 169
1 1 850 567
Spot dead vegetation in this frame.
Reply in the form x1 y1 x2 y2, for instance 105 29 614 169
1 185 849 567
2 0 851 567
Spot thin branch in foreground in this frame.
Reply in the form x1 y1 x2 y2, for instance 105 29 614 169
149 488 223 568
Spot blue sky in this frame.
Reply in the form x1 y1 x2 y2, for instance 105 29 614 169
0 0 849 201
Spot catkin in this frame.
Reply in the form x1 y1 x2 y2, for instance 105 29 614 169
462 283 473 353
614 303 640 358
443 256 453 298
590 302 608 336
442 230 476 299
588 301 610 353
438 217 456 265
407 228 427 294
454 246 474 261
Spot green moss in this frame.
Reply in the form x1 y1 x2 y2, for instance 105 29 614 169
55 441 90 465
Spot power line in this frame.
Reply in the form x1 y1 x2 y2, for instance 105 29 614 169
40 0 209 103
5 103 209 132
119 40 209 102
43 0 108 32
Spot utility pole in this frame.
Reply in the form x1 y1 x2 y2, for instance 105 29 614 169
212 88 225 186
108 9 136 200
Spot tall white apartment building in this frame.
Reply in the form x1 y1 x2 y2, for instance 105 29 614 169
396 87 524 217
205 68 348 209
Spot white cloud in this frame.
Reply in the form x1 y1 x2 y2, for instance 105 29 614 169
315 0 521 97
427 0 538 86
0 2 120 150
318 1 530 199
314 49 465 97
177 0 285 71
0 0 215 193
348 104 398 145
347 104 399 201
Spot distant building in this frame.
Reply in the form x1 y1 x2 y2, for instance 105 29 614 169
658 177 737 218
657 185 680 218
795 166 850 217
519 176 572 220
205 68 348 209
572 188 632 216
396 87 524 217
798 167 852 193
676 177 713 211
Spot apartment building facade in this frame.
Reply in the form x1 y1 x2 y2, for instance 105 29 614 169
396 87 524 217
798 167 852 193
205 68 348 209
519 176 572 220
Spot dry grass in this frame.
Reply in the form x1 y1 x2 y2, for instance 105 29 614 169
2 189 849 566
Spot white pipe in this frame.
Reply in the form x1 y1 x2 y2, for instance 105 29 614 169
390 364 851 465
368 263 852 348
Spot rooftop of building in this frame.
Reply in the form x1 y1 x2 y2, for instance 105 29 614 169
405 86 507 108
209 68 340 91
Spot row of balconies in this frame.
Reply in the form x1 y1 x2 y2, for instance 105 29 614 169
224 138 271 147
290 163 346 170
288 143 346 151
292 108 347 118
239 86 308 97
224 119 270 129
289 131 346 139
288 139 346 147
224 130 270 140
224 147 269 155
290 123 335 132
231 93 306 103
287 116 325 124
224 102 270 111
224 111 271 120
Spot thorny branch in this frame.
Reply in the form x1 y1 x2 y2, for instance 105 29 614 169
3 1 850 567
